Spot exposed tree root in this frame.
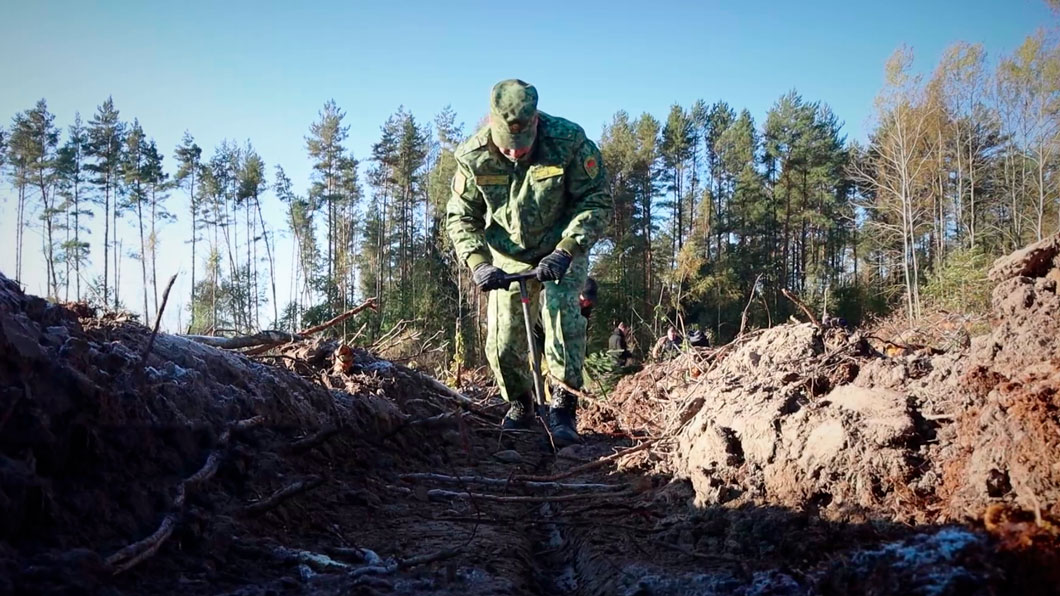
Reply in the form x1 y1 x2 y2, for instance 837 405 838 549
398 472 627 492
243 475 325 517
104 415 264 574
514 440 656 482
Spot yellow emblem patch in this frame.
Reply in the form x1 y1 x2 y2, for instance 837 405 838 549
476 174 509 186
531 165 564 181
583 155 599 179
453 170 466 194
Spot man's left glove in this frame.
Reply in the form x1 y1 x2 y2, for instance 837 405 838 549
472 263 509 292
537 249 573 282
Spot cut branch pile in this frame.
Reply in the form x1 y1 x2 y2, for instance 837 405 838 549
180 297 379 355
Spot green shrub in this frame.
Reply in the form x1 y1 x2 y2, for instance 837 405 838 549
922 247 993 315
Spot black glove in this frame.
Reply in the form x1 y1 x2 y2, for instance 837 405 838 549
537 249 572 282
472 263 508 291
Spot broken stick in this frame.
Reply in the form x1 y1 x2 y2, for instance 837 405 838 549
781 288 820 328
738 273 764 337
299 297 378 336
139 273 178 368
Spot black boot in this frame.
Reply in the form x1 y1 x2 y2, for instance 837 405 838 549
548 385 582 447
501 393 535 430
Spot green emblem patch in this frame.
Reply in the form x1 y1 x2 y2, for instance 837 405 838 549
584 156 599 179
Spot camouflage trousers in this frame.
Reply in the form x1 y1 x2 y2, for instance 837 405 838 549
486 250 588 402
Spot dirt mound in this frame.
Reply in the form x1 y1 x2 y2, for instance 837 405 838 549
576 236 1060 594
660 324 956 520
0 272 517 594
944 234 1060 525
596 237 1060 529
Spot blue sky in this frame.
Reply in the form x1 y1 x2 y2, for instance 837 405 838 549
0 0 1053 330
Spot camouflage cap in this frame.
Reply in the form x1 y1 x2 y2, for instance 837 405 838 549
489 79 539 150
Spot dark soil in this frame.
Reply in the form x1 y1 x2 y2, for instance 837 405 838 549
2 235 1060 596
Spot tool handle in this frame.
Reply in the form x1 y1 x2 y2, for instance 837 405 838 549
502 270 538 284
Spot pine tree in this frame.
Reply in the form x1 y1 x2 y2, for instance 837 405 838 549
660 105 693 260
366 114 401 333
143 138 169 314
21 101 61 296
705 102 735 259
392 109 429 319
334 152 362 335
174 132 203 329
123 119 152 320
274 165 317 330
55 113 92 301
237 144 272 326
427 106 471 372
206 141 245 329
7 112 34 284
306 100 349 313
85 97 125 308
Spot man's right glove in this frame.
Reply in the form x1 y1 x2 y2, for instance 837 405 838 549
536 249 573 282
472 263 508 292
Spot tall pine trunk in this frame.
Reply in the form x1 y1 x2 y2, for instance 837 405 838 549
102 178 110 306
64 198 71 300
74 177 82 300
16 184 26 283
150 188 159 314
113 188 120 310
256 197 279 327
190 181 197 332
137 192 149 322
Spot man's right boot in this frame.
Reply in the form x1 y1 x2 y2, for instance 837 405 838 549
501 392 535 430
548 384 582 447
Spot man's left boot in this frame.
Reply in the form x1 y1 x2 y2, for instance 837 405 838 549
548 384 582 448
501 392 535 431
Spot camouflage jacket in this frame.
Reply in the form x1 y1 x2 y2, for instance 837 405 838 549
445 112 612 269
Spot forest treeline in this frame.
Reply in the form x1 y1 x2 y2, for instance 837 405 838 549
4 33 1060 366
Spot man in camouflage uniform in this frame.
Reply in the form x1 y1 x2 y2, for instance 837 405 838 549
446 79 611 446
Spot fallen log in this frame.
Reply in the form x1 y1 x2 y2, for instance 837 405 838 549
180 330 303 350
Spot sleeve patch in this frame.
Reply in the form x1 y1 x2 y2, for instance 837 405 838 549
453 170 466 194
584 156 599 179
